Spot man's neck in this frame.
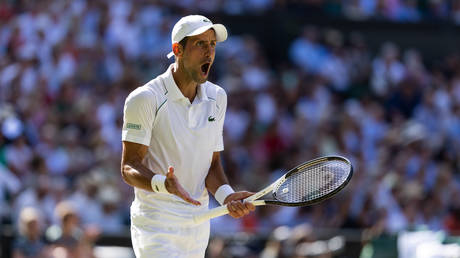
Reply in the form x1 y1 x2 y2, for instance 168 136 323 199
171 63 198 103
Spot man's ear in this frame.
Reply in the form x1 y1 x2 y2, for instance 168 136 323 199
173 43 183 57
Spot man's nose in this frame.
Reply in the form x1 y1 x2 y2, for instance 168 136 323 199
204 45 211 56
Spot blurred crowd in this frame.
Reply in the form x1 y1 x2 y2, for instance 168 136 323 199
0 0 460 257
299 0 460 23
2 0 460 23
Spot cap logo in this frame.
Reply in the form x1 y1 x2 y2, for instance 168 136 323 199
202 18 211 23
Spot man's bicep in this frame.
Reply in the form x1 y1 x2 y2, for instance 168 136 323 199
122 141 149 164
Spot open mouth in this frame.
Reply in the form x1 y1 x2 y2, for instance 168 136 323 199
201 63 210 77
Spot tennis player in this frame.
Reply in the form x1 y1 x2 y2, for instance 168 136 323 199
121 15 255 257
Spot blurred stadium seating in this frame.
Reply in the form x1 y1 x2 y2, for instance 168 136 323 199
1 0 460 257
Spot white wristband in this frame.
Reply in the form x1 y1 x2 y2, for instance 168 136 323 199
215 184 235 205
151 175 168 193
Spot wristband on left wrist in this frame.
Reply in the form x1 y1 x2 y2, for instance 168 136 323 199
215 184 235 205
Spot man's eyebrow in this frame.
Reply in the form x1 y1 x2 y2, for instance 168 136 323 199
194 39 216 43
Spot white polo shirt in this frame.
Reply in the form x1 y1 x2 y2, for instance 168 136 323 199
122 64 227 224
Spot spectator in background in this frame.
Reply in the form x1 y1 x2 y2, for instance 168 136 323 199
13 175 56 226
371 42 406 97
289 25 328 74
46 201 99 258
0 162 21 221
445 205 460 236
47 201 82 255
13 207 49 258
97 186 124 234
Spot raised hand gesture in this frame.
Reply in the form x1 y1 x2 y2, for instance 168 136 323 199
165 166 201 206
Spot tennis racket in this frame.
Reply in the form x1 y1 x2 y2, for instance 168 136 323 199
193 155 353 224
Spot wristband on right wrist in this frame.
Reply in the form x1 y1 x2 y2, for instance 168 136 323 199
151 174 168 193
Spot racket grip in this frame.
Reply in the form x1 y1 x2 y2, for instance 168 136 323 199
193 200 266 224
193 205 230 224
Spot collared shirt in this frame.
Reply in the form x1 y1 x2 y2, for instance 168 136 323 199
122 64 226 224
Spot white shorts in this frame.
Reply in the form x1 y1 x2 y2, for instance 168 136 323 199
131 213 210 258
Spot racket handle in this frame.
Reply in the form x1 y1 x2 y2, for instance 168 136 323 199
193 205 230 224
193 200 265 224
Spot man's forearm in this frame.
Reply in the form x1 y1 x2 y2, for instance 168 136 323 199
121 141 161 192
205 153 255 216
205 152 229 195
205 152 237 206
121 161 156 192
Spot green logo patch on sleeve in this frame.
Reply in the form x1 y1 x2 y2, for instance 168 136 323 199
126 123 141 130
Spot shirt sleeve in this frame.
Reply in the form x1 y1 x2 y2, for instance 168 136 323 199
122 88 156 146
214 88 227 152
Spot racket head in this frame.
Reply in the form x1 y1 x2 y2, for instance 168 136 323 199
263 155 353 207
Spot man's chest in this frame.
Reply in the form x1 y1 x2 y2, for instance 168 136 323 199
152 99 219 150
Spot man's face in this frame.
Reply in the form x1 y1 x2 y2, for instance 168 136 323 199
180 29 217 84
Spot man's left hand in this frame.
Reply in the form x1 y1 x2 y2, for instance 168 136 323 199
223 191 256 219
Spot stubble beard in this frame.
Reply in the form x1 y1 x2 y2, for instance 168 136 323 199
183 63 207 85
193 69 207 84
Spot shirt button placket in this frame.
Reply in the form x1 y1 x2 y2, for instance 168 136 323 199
188 105 195 128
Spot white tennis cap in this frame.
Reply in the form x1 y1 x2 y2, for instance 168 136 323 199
167 15 228 59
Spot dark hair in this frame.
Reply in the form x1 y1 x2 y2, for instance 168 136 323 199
179 37 188 49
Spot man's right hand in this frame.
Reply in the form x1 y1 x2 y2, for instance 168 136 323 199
165 166 201 206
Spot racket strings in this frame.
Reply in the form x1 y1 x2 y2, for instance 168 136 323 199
275 160 351 203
